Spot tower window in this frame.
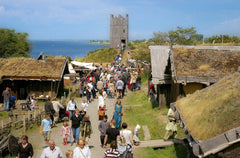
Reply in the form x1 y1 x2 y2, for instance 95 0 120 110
123 29 125 33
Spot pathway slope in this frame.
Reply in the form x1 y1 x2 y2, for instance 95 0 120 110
33 97 116 157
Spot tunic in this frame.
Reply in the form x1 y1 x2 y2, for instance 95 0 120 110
165 108 177 131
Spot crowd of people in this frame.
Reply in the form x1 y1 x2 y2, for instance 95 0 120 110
12 53 143 158
3 52 177 158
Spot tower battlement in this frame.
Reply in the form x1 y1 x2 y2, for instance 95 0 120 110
110 14 129 49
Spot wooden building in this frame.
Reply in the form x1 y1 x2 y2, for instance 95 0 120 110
0 56 68 102
173 72 240 157
149 46 240 107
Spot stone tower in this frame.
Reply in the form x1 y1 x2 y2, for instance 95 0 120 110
110 14 129 49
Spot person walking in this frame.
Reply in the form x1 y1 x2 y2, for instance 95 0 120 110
52 97 64 125
104 141 120 158
69 109 82 145
61 121 70 145
67 97 77 120
136 74 142 90
98 91 105 120
44 97 55 123
130 71 137 91
120 122 134 149
112 100 124 129
15 135 34 158
80 99 88 114
103 120 120 149
40 140 63 158
163 107 177 141
80 115 92 142
2 87 10 111
98 115 109 148
40 114 52 147
73 138 91 158
116 78 124 99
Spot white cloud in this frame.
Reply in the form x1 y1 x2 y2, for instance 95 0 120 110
0 0 128 24
221 17 240 25
0 6 4 12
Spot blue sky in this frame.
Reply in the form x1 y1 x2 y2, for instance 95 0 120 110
0 0 240 40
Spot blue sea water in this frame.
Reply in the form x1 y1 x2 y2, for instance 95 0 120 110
30 40 109 59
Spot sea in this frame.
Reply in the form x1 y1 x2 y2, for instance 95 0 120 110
30 40 109 59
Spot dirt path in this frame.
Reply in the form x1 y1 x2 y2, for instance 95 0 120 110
32 96 117 158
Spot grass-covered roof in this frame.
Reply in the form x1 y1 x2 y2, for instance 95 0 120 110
176 72 240 140
0 57 66 80
172 48 240 78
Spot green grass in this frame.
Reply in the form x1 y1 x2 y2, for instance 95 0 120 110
140 72 149 86
135 144 187 158
122 90 185 140
0 111 9 120
78 48 118 63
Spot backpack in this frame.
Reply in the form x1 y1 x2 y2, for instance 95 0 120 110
122 144 133 158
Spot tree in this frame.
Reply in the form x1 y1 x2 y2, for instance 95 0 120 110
0 28 32 58
168 30 179 46
169 26 197 45
205 35 240 44
151 26 198 46
152 32 168 45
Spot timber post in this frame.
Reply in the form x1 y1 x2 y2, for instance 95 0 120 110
23 115 26 134
1 120 3 135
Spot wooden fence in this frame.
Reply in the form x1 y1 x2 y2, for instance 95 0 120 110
0 109 45 137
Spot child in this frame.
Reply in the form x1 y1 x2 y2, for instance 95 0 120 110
80 115 92 142
66 150 73 158
101 88 107 101
117 136 127 157
86 86 91 104
40 114 52 147
30 96 35 111
61 121 70 145
80 99 88 114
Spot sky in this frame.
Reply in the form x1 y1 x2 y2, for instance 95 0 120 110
0 0 240 40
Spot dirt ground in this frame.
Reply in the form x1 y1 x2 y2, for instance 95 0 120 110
30 95 117 158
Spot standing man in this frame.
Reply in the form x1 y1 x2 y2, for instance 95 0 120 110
98 115 109 148
67 97 77 120
2 87 10 111
103 119 120 149
116 77 124 99
40 140 63 158
130 71 137 91
52 97 64 125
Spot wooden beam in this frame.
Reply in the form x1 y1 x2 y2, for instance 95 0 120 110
74 68 92 71
2 76 60 81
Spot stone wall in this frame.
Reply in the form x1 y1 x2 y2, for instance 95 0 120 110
110 14 129 49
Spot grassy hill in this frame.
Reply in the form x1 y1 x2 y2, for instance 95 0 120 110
128 42 151 63
176 72 240 140
78 48 118 63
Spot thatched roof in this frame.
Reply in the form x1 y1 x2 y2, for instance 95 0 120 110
149 46 240 85
172 47 240 78
176 72 240 141
0 57 67 81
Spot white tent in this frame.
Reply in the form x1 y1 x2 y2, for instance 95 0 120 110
71 61 97 70
68 63 76 74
